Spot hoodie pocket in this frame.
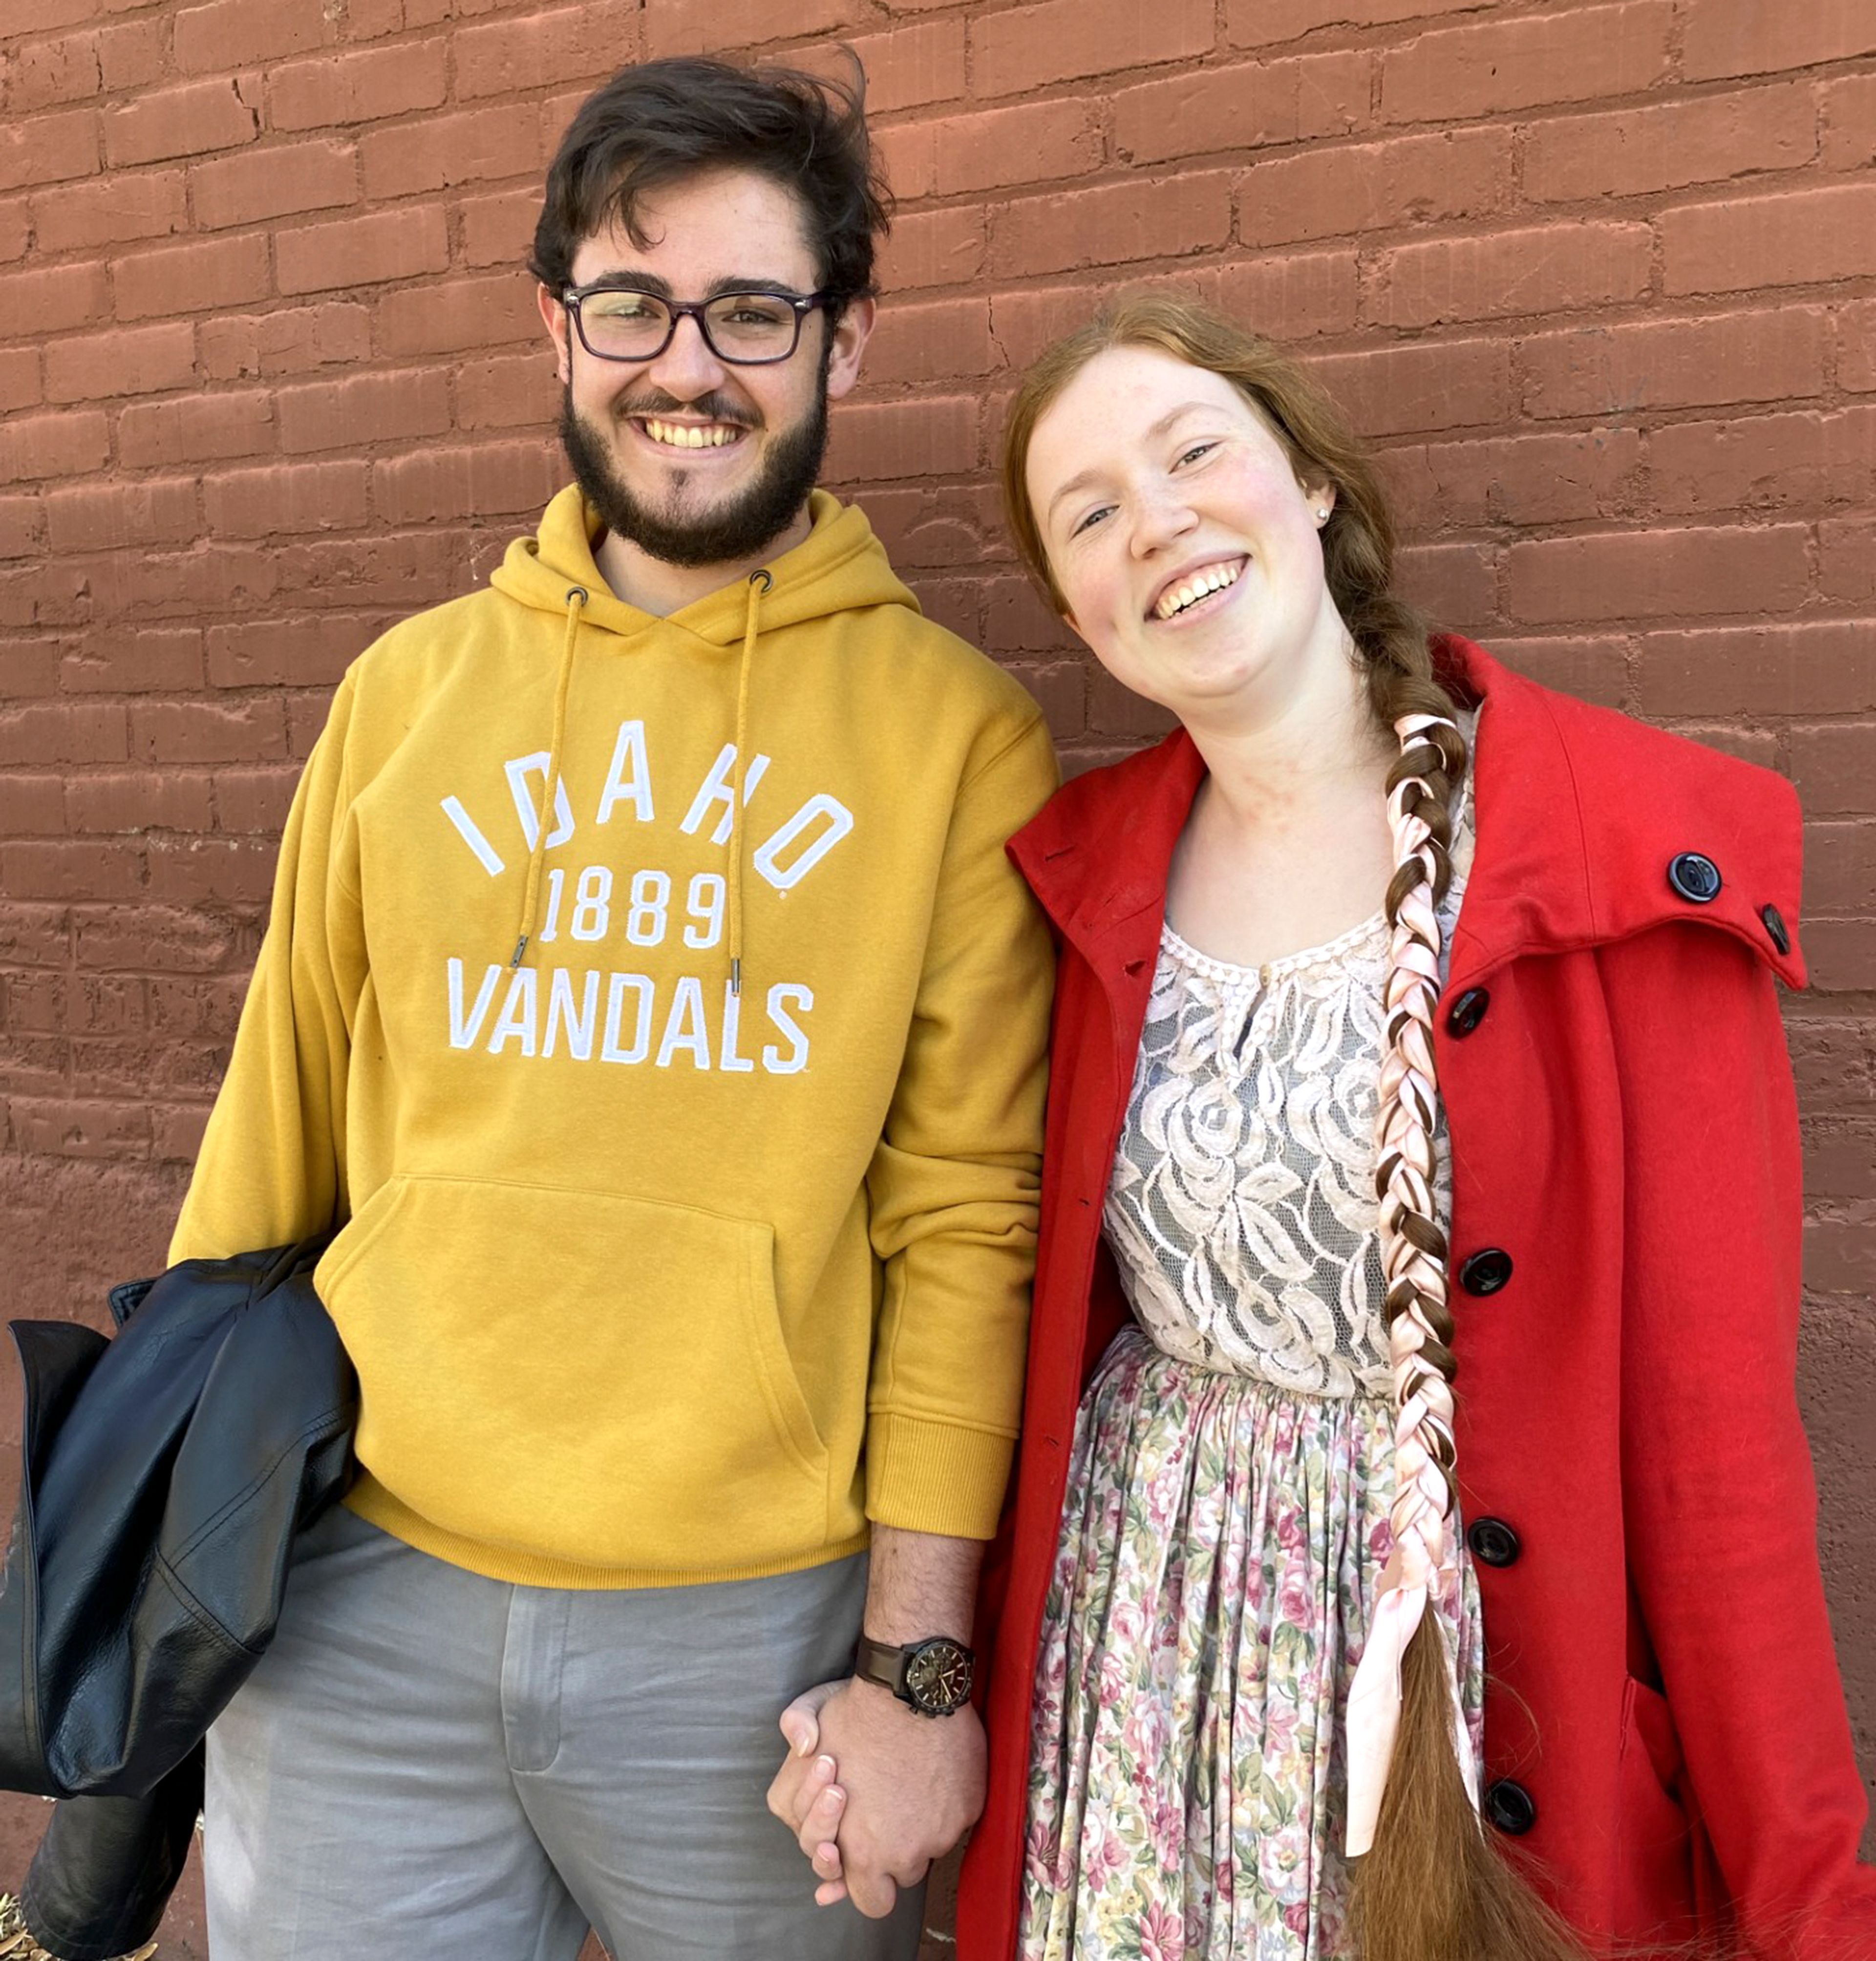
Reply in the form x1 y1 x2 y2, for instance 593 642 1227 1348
316 1174 830 1573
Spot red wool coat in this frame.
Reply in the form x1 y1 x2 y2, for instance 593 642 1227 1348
957 638 1876 1960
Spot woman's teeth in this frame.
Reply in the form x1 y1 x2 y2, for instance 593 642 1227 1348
1154 561 1241 620
641 419 740 449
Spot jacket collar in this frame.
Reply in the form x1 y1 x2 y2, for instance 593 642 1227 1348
1011 635 1805 990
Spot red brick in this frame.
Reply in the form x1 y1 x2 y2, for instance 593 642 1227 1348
191 137 356 229
1481 636 1629 709
1308 338 1514 438
112 233 271 321
1792 724 1876 817
1384 426 1643 531
212 764 298 832
459 186 539 269
861 298 995 389
0 637 62 694
1520 307 1829 419
1369 220 1650 329
0 350 43 414
374 271 538 356
1820 518 1876 602
0 197 28 262
0 410 109 484
786 19 964 116
1684 0 1876 81
0 904 71 967
1004 661 1086 744
1240 128 1510 249
95 18 164 90
0 700 127 766
45 320 193 404
1800 921 1876 999
1507 524 1810 625
643 0 856 58
7 1096 152 1159
5 30 105 114
456 350 559 430
876 205 985 292
44 478 197 553
1637 622 1876 717
1226 0 1484 49
1113 50 1369 169
267 529 465 607
0 776 67 836
104 76 260 168
1087 664 1177 739
1396 542 1496 630
984 575 1070 654
455 3 635 100
131 697 287 764
1806 822 1876 916
1650 407 1876 517
0 260 107 339
145 833 280 904
993 171 1231 279
878 100 1095 205
1822 75 1876 173
1663 183 1876 297
62 626 205 694
825 396 977 485
173 0 331 72
1215 253 1361 339
30 168 184 252
66 769 214 833
277 368 452 454
203 459 368 537
0 108 98 192
1382 3 1673 122
268 41 448 130
359 105 540 200
1523 84 1815 204
1841 300 1876 395
118 392 276 469
200 301 371 380
151 1104 212 1164
277 204 447 296
205 612 384 686
0 495 43 560
74 907 238 973
373 438 561 522
973 0 1213 96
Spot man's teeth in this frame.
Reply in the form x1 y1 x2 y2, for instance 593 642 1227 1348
642 419 740 449
1155 561 1241 620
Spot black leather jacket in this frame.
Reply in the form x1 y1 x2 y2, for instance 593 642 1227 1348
0 1240 354 1959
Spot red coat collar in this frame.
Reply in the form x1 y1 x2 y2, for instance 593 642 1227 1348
1011 635 1806 992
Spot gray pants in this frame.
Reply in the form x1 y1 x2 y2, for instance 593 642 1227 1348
204 1506 924 1960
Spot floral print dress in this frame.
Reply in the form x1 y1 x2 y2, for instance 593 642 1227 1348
1019 776 1485 1961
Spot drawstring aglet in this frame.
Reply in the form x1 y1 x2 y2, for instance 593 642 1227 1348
730 956 742 998
510 934 529 969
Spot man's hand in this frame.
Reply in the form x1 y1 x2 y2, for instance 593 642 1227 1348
767 1675 985 1917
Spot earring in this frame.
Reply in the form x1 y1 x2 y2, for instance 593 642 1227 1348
1315 508 1329 521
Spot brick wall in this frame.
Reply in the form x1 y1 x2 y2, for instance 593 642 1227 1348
1 0 1873 1949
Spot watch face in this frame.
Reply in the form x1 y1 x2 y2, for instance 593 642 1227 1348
904 1638 973 1714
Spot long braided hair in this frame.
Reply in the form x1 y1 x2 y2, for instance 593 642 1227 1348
1002 295 1585 1961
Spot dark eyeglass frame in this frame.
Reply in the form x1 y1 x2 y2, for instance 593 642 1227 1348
560 283 837 365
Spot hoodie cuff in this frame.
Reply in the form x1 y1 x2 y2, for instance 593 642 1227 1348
864 1411 1017 1542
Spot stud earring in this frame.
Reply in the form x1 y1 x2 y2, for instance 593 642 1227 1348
1315 508 1329 521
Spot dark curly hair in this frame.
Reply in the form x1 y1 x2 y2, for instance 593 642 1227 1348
530 54 893 311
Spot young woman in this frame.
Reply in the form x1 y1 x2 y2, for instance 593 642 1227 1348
778 297 1875 1959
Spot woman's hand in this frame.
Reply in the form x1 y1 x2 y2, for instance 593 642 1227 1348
768 1679 852 1904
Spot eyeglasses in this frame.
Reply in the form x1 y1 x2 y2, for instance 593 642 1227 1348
561 285 835 365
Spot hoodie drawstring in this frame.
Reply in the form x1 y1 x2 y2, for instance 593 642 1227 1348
729 569 769 997
512 585 587 967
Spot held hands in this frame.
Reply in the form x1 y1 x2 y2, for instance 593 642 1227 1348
767 1675 986 1918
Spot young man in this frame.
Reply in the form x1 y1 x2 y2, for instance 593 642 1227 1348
173 57 1056 1960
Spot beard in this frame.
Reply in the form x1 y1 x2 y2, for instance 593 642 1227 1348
557 369 831 572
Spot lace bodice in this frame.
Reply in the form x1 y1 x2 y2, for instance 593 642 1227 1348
1104 763 1475 1399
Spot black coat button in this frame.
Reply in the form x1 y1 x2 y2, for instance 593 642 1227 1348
1467 1517 1522 1567
1459 1248 1513 1296
1447 987 1490 1036
1667 852 1722 903
1485 1779 1537 1835
1761 904 1790 955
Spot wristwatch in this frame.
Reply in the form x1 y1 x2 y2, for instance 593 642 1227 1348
853 1632 975 1717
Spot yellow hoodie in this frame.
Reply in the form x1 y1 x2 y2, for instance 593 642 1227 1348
171 486 1057 1589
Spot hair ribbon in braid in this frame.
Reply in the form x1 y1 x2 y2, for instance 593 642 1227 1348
1344 709 1479 1859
